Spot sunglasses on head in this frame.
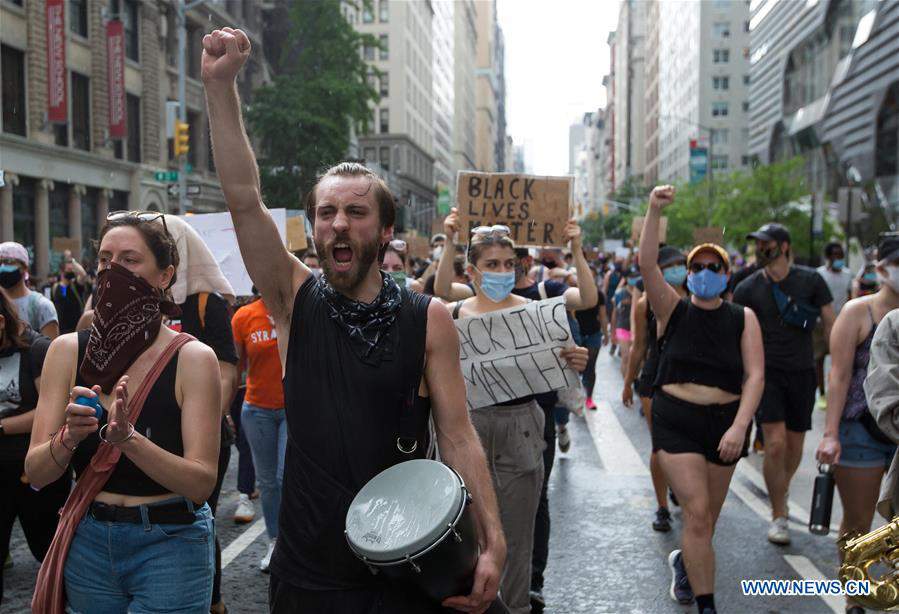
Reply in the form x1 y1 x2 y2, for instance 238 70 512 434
690 261 725 274
471 225 511 238
107 210 169 235
389 239 407 252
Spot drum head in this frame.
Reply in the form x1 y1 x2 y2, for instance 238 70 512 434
346 459 464 563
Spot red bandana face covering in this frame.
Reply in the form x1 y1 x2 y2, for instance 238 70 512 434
80 262 181 394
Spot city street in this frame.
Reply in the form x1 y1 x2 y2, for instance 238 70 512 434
4 351 855 613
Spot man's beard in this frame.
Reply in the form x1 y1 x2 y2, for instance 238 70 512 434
314 234 381 296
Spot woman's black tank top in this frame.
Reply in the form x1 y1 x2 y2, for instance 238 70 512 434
638 306 660 389
654 299 745 394
70 330 184 496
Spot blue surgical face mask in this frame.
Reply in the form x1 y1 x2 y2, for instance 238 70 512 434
476 269 515 303
663 265 687 286
687 269 728 299
627 276 641 287
863 271 878 282
831 259 845 271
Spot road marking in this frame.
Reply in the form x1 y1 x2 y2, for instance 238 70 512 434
585 400 649 475
783 555 843 613
221 518 266 569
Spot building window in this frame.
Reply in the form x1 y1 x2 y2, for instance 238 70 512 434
743 74 750 86
379 0 389 22
742 101 749 113
713 76 730 90
71 72 91 151
363 147 375 163
379 146 390 172
713 49 729 64
12 177 35 251
49 185 69 243
126 93 141 162
81 188 98 257
70 0 89 37
711 128 729 145
744 20 750 33
362 3 374 23
112 0 140 62
712 102 729 117
1 45 26 137
364 44 375 61
379 108 389 133
711 155 729 170
713 22 730 38
379 35 388 60
380 72 389 97
741 155 752 166
876 84 898 178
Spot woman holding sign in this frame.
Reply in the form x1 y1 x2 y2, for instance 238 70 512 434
440 210 589 614
639 186 764 614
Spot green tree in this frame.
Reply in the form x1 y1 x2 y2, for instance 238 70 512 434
245 0 380 209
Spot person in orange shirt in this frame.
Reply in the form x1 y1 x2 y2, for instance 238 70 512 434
232 287 286 573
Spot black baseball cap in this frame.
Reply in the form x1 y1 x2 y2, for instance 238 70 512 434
658 246 686 267
625 265 641 278
747 223 791 244
878 234 899 263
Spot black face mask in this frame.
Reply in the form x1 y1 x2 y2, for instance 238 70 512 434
0 268 23 289
542 259 556 268
757 245 782 267
64 271 77 281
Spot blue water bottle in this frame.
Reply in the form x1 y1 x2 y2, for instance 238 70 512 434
75 395 104 422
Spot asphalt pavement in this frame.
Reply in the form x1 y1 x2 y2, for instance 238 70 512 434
2 350 864 613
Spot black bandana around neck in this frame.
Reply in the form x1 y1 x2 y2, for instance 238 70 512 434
319 272 403 366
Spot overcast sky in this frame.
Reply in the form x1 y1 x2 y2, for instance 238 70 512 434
498 0 620 176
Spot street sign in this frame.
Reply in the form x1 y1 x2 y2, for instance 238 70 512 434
168 184 201 197
154 170 179 182
689 146 708 184
437 184 451 216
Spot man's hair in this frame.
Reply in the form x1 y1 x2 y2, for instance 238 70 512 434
303 162 397 230
824 241 843 258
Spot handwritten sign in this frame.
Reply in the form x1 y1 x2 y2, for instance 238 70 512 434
286 216 307 252
52 237 81 255
693 227 724 246
632 216 668 243
455 296 580 410
456 172 572 248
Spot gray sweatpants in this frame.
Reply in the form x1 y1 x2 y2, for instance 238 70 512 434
470 400 545 614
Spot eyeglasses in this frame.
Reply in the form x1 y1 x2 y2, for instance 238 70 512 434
690 262 725 274
471 225 511 238
389 239 407 252
107 210 169 235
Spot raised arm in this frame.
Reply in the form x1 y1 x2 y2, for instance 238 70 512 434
433 208 474 302
639 186 681 328
563 221 598 310
202 28 306 318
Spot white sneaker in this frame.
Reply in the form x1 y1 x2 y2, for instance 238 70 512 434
767 516 790 545
557 426 571 453
260 540 275 573
233 494 255 524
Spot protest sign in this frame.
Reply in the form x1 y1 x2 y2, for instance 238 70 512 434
456 172 572 248
52 237 81 255
182 209 287 297
454 296 580 410
286 216 307 252
631 216 668 243
693 227 725 247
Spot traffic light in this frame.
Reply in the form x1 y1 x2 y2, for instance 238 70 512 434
173 121 190 157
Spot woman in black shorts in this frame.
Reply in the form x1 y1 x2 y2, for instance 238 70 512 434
639 186 764 614
623 245 687 532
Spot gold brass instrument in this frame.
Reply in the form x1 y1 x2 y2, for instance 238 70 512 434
839 518 899 610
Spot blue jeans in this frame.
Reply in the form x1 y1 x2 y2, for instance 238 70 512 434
241 402 287 540
64 499 214 613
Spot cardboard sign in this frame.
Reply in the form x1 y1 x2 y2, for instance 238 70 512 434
456 172 572 248
631 216 668 243
454 296 580 410
286 216 307 252
693 227 725 247
52 237 81 254
402 233 431 260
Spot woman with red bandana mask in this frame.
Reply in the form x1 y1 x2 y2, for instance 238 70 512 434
26 213 223 614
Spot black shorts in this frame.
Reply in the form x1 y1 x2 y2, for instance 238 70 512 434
651 391 750 466
756 368 817 432
635 377 654 399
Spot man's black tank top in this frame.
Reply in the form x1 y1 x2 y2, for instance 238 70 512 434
654 299 745 395
272 276 432 591
70 330 185 496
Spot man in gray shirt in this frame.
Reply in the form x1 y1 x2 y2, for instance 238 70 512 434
0 242 58 338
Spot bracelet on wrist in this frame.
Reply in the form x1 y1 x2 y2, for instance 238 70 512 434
48 437 68 470
57 425 78 453
98 423 136 445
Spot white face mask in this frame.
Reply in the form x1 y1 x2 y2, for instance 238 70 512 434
880 265 899 291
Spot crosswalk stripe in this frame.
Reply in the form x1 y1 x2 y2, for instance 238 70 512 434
783 555 843 613
221 518 266 569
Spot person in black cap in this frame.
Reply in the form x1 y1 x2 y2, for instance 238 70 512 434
816 234 899 614
733 222 835 546
623 245 688 533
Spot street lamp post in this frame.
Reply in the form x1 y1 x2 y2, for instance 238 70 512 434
660 115 715 224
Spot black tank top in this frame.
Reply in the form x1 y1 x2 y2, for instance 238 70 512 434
272 277 432 591
70 330 185 496
638 306 660 388
654 299 745 395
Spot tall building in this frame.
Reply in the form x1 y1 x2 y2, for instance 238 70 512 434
432 0 455 203
494 23 507 171
572 110 608 215
749 0 894 216
474 0 497 171
657 0 751 183
643 0 660 186
0 0 268 279
611 0 647 189
354 0 437 235
453 0 478 175
569 122 586 175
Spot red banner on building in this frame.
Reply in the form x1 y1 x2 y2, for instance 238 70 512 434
46 0 67 123
107 19 126 139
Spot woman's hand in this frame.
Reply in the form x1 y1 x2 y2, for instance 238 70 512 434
717 425 746 464
816 434 841 466
64 385 103 446
622 382 634 408
104 375 131 444
649 185 676 210
444 207 460 241
560 346 589 373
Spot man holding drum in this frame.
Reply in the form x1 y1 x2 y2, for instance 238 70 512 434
203 27 505 614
